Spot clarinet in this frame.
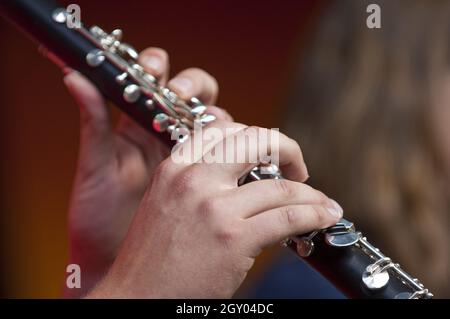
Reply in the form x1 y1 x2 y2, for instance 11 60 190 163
0 0 433 299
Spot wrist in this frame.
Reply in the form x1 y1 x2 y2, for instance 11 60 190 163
84 268 161 299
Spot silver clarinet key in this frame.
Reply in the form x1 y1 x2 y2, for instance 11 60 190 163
86 49 105 67
153 113 170 132
116 72 128 84
362 257 392 290
123 84 141 103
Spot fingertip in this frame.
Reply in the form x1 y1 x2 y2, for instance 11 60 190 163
168 68 218 105
300 165 310 183
63 71 108 124
63 71 88 95
329 199 344 219
139 47 169 78
292 139 309 182
168 77 194 99
280 138 309 183
64 71 99 100
141 55 164 74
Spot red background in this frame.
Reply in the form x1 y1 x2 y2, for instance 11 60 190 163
0 0 321 297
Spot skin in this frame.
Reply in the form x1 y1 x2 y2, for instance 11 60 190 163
64 47 343 298
64 47 230 297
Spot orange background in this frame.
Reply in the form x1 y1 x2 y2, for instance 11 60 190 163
0 0 321 297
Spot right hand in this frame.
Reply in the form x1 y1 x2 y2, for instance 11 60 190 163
88 121 343 298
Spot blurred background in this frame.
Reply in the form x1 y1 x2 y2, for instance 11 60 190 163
0 0 321 298
1 0 449 298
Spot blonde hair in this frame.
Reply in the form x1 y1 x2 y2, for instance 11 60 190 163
284 0 450 297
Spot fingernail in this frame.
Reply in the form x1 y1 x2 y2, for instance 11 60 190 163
327 199 343 218
169 77 193 96
142 56 162 72
304 172 310 182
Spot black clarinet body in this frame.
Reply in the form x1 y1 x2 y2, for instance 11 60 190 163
287 225 426 299
0 0 176 146
0 0 433 299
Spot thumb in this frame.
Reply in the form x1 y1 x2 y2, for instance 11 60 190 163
64 71 114 172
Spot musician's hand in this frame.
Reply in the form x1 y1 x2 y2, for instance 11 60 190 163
63 47 231 297
88 121 343 298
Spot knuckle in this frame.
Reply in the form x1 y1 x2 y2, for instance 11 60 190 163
314 190 329 205
153 158 175 181
198 197 220 217
302 184 329 205
280 206 299 227
171 165 201 197
215 224 240 248
274 179 295 199
310 206 327 226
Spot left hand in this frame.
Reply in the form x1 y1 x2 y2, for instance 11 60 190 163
63 47 231 297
